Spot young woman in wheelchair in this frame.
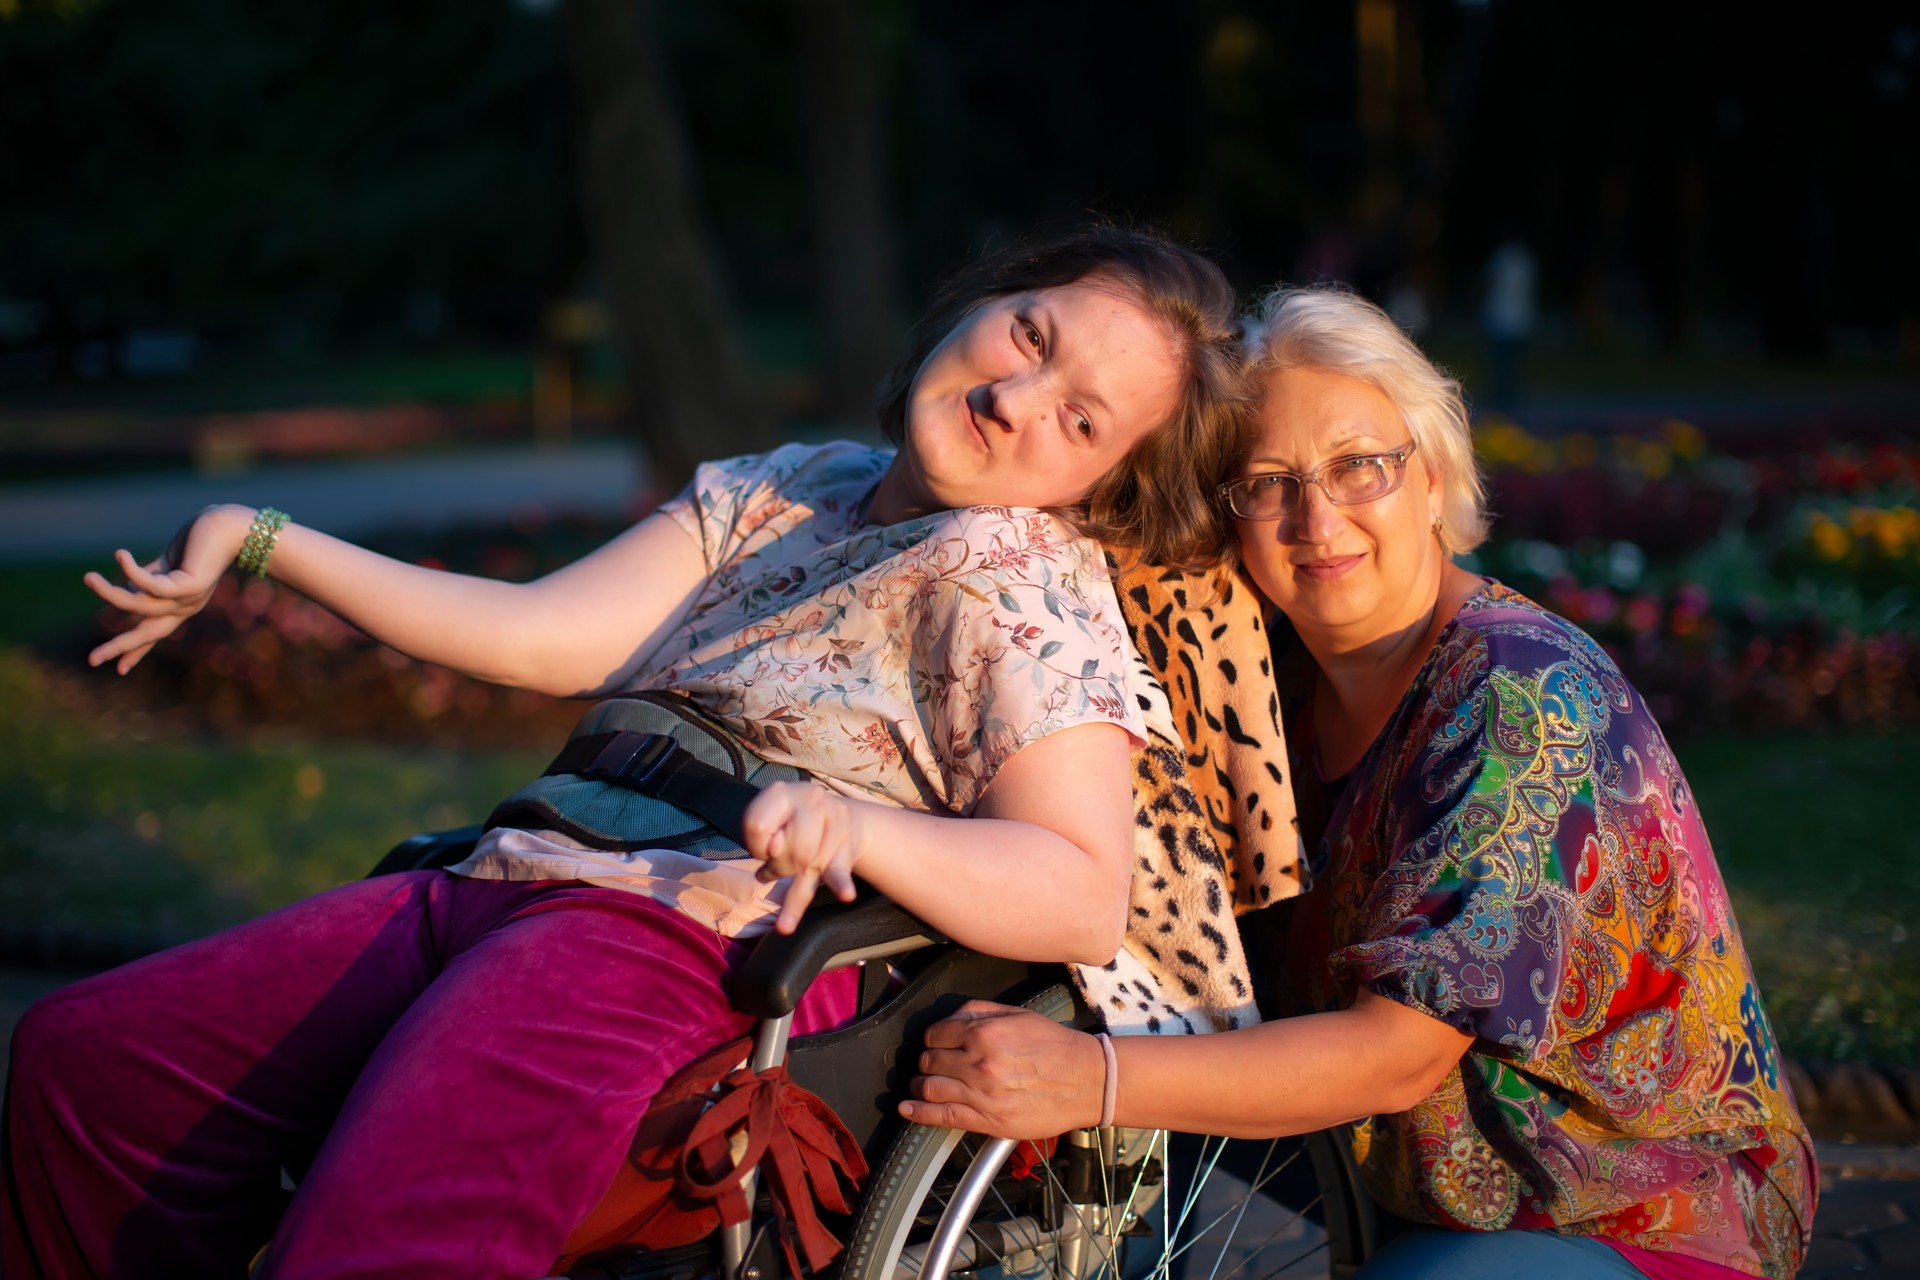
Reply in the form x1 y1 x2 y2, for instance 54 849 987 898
904 287 1816 1279
3 227 1253 1280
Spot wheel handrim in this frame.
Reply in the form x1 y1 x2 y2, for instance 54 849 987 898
881 1128 1335 1280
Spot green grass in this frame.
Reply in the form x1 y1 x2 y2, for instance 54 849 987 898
1679 729 1920 1065
0 649 545 943
0 561 102 650
2 641 1914 1064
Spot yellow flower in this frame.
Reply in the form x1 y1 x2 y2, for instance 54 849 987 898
1895 507 1920 558
1808 513 1851 562
1476 417 1537 468
1871 506 1920 559
1561 432 1599 469
1634 440 1673 481
1519 437 1553 474
1661 419 1708 461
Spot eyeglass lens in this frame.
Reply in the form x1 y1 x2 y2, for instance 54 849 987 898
1239 456 1395 516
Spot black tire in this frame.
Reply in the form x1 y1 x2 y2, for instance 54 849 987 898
837 984 1379 1280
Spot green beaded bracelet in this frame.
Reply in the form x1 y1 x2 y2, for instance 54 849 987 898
235 507 289 578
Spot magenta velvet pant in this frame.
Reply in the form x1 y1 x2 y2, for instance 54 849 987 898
1 871 857 1280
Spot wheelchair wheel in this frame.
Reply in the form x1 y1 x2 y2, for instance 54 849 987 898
837 985 1379 1280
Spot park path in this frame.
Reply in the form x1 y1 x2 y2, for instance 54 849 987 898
0 441 647 561
0 967 1913 1276
10 376 1920 562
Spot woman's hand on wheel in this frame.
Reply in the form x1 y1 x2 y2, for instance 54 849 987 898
743 781 866 934
83 504 255 675
899 1001 1107 1138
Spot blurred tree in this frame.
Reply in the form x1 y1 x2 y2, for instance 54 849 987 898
1444 2 1915 361
4 0 1909 413
564 0 771 485
0 0 571 359
789 0 897 424
0 0 96 17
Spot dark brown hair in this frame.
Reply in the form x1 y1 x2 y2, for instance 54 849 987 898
876 225 1252 569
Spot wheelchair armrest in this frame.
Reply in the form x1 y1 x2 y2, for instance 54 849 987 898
368 825 486 878
729 896 948 1020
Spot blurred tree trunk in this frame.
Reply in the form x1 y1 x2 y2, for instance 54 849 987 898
565 0 769 490
789 0 897 426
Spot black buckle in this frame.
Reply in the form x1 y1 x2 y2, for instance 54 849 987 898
585 731 676 788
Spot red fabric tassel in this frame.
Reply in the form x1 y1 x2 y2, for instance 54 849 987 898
553 1039 867 1274
678 1064 869 1275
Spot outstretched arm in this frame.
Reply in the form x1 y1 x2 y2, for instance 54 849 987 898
85 503 709 697
743 721 1135 965
898 989 1473 1138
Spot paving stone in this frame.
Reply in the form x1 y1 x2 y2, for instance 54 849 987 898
1861 1219 1920 1264
1804 1232 1870 1271
1816 1181 1910 1236
1821 1142 1920 1180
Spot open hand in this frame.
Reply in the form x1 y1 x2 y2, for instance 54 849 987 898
83 505 252 675
899 1001 1106 1138
742 781 865 934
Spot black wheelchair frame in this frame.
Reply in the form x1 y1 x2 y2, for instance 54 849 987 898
368 828 1382 1280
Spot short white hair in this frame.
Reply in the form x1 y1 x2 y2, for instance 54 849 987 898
1240 285 1489 554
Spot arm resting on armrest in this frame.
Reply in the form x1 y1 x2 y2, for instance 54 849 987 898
730 897 948 1019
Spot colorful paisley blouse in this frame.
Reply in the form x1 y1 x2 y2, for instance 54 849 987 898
1277 581 1814 1278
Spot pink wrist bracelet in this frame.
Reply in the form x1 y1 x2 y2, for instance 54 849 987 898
1094 1032 1118 1128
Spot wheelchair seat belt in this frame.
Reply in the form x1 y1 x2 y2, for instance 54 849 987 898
542 730 762 849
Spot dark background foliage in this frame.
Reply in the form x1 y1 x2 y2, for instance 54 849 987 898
2 0 1917 1066
2 2 1914 402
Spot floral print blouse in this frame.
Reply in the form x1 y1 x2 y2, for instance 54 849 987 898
641 441 1146 813
1275 581 1814 1278
454 442 1146 934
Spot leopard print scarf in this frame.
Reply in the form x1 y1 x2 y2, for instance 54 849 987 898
1068 556 1307 1034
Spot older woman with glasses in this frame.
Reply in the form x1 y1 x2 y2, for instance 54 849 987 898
902 286 1816 1279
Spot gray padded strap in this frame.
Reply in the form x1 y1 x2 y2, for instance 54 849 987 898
485 693 809 856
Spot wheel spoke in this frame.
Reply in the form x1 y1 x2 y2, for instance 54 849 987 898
1164 1143 1311 1266
1210 1193 1329 1280
1202 1140 1283 1280
1154 1135 1232 1273
1030 1139 1125 1279
1104 1129 1168 1280
1250 1238 1330 1280
866 1129 1339 1280
1153 1143 1318 1278
842 988 1354 1280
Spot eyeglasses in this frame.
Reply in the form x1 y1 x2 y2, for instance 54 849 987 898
1218 440 1419 521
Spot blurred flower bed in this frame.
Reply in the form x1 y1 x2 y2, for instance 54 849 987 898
1471 419 1920 736
91 512 639 750
79 422 1920 744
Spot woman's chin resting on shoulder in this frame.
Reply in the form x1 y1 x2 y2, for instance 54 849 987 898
907 286 1816 1280
1 225 1257 1280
